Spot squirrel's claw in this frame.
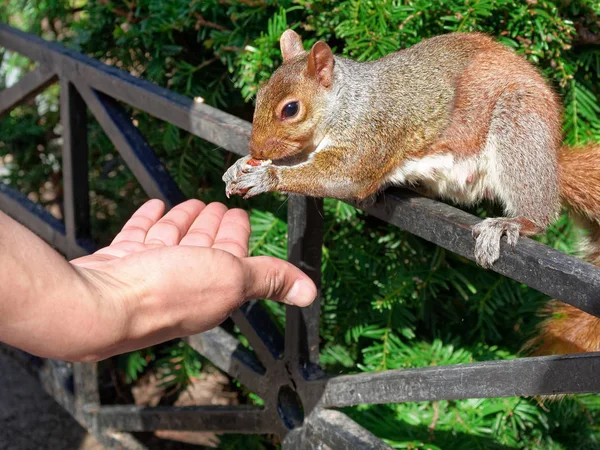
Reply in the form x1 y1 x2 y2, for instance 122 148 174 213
223 155 253 197
222 155 277 198
243 184 271 199
472 218 521 268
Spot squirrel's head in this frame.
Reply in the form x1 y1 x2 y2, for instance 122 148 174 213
249 30 334 161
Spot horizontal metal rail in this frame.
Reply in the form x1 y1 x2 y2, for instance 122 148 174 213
360 189 600 318
85 404 269 433
315 351 600 408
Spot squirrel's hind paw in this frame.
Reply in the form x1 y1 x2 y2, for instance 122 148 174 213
472 218 521 269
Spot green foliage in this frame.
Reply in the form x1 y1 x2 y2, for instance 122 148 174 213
155 341 203 390
2 0 600 448
116 348 154 384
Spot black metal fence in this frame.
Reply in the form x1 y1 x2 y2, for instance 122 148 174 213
2 23 600 449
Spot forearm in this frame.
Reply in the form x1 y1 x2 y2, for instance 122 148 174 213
226 147 387 200
0 211 117 360
274 147 384 199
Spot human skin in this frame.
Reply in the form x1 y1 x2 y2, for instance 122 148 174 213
0 199 316 362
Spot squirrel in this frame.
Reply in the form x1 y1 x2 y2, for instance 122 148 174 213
223 30 600 355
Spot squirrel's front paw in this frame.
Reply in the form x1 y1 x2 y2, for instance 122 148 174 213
223 158 279 199
472 218 521 269
223 155 251 195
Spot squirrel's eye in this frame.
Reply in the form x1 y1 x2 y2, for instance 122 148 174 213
281 101 299 119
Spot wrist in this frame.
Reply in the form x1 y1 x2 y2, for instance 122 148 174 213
72 255 181 361
66 266 137 362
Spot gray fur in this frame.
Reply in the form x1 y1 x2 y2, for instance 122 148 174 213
225 33 563 269
224 156 278 199
471 84 560 267
472 219 520 269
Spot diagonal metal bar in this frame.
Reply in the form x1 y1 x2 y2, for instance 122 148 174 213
0 183 92 255
316 352 600 408
230 300 284 368
0 24 251 156
74 82 185 209
185 328 268 398
282 409 392 450
60 79 92 259
285 196 323 371
85 404 270 433
0 65 56 118
39 359 78 420
359 188 600 318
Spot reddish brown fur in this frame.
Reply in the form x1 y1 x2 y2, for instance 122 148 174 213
528 144 600 355
250 37 335 161
437 49 562 160
530 300 600 355
558 144 600 234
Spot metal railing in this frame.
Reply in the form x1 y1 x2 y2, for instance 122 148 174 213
2 23 600 449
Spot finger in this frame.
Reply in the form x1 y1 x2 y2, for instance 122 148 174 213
144 199 206 246
241 256 317 307
211 209 251 258
179 202 228 248
112 199 166 244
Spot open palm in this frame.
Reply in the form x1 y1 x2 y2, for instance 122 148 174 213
72 199 251 266
66 199 316 361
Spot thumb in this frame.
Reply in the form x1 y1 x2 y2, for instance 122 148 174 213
241 256 317 307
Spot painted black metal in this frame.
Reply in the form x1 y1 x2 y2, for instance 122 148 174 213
87 404 269 433
0 183 92 255
286 196 324 369
0 23 252 157
290 409 394 450
0 65 56 118
185 327 268 397
231 300 285 365
73 362 100 415
60 79 92 259
360 188 600 319
2 23 600 450
316 351 600 408
74 83 185 209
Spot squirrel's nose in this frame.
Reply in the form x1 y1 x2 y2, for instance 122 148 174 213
248 140 265 159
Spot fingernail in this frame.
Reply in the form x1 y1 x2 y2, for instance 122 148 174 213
285 279 316 306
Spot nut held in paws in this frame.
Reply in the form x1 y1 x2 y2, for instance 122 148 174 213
246 158 272 167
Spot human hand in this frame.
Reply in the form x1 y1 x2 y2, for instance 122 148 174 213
70 199 316 361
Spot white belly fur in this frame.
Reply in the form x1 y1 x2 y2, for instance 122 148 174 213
386 140 503 207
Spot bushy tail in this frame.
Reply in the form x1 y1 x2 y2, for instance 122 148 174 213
528 143 600 355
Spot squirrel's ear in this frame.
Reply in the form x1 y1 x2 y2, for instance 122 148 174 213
308 41 334 88
280 30 304 62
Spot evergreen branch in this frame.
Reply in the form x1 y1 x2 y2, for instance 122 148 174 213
377 307 394 371
193 12 230 32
